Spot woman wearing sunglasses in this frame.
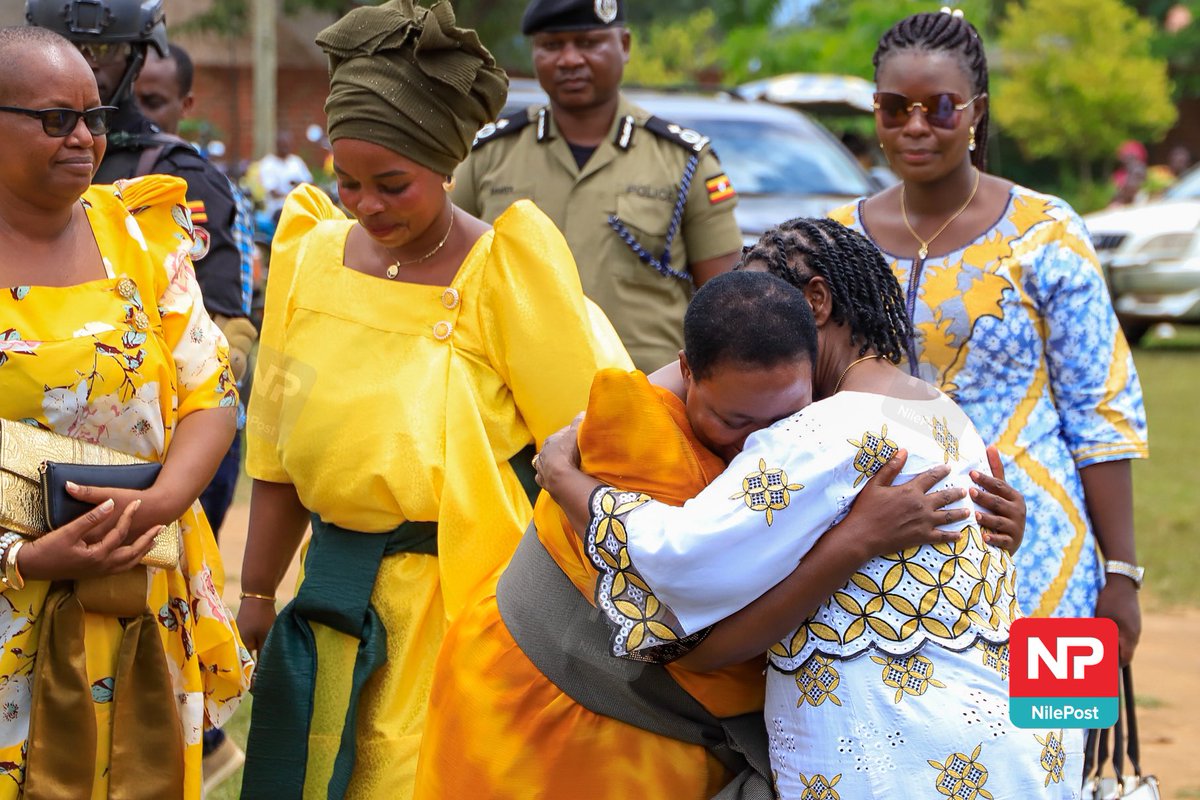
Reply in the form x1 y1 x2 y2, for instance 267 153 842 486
0 26 251 799
831 11 1147 665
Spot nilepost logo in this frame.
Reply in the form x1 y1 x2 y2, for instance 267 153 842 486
1009 617 1119 728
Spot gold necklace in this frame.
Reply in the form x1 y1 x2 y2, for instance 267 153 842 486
834 354 884 394
385 209 456 279
900 167 981 260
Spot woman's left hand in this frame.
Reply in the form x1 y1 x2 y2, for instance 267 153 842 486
1095 578 1141 665
969 445 1026 554
64 480 186 542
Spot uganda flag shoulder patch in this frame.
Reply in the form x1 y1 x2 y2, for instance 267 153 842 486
187 199 208 225
705 173 735 205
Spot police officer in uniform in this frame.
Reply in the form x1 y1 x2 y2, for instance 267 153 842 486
453 0 742 371
26 0 256 380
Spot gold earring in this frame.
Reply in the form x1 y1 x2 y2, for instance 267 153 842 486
442 175 457 192
968 126 977 152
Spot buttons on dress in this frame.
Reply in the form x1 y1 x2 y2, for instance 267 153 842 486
433 321 453 341
132 310 150 330
116 277 137 300
440 288 460 310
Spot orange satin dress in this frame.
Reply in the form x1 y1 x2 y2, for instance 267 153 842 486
413 369 766 799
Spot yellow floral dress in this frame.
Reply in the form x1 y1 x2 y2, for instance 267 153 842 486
0 175 253 799
245 187 631 799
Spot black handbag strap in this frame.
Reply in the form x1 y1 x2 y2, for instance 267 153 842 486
1083 664 1145 793
1123 665 1144 778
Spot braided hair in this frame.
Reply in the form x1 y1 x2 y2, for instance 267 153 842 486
738 218 913 363
873 11 990 170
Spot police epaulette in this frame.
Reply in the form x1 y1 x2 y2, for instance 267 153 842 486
642 116 711 154
471 110 532 150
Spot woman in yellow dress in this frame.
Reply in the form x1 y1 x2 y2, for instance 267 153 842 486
0 27 251 800
235 2 630 798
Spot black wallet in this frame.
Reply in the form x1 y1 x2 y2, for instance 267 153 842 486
40 461 163 528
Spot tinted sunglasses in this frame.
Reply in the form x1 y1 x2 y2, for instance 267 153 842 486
873 92 982 130
75 42 133 66
0 105 117 137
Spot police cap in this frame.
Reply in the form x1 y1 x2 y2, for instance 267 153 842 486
521 0 625 35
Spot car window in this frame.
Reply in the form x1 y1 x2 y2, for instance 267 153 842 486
1164 166 1200 200
666 116 872 197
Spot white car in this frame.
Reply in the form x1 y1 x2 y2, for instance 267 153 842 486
1084 165 1200 344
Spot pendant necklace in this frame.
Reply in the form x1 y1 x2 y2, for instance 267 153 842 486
900 167 981 260
385 209 456 280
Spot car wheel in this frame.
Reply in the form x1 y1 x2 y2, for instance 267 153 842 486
1119 318 1151 346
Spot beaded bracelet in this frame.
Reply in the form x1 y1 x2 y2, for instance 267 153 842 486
0 532 24 590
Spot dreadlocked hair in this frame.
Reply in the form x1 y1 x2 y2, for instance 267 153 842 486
873 11 989 170
737 218 913 363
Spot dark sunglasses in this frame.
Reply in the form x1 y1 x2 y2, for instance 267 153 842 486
0 105 117 137
872 92 982 130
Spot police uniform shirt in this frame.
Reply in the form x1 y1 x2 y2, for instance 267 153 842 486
96 106 248 321
453 94 741 371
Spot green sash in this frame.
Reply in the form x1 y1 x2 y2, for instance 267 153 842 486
241 446 536 799
240 517 436 799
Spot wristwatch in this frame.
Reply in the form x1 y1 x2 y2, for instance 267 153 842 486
1104 560 1145 590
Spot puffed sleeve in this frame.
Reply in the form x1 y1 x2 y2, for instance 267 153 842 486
113 175 238 421
1033 203 1149 468
244 184 343 482
479 200 633 446
681 147 743 264
586 403 853 660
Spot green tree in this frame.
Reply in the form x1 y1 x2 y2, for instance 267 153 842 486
1127 0 1200 100
994 0 1177 184
719 0 994 85
623 9 721 87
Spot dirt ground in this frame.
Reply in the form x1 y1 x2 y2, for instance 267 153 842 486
216 503 1200 799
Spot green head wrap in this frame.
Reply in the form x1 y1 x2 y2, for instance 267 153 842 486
316 0 508 176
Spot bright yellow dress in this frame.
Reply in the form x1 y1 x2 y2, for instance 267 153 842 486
0 175 253 799
414 370 767 800
245 187 631 799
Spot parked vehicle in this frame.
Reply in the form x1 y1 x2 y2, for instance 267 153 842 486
502 81 875 246
1084 164 1200 344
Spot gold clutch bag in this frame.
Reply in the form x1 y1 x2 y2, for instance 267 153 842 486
0 419 181 569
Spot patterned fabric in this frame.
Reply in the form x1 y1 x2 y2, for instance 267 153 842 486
228 179 256 316
245 188 630 798
584 389 1082 798
830 186 1148 618
0 175 252 799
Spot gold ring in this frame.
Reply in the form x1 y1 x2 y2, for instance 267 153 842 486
532 453 541 469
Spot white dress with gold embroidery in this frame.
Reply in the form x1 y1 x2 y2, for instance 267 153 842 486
585 391 1083 799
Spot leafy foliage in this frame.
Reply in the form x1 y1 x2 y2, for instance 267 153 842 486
623 10 721 87
993 0 1177 176
718 0 995 84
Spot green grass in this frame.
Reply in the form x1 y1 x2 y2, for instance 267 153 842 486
1131 329 1200 608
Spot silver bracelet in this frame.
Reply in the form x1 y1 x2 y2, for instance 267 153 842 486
1104 560 1144 590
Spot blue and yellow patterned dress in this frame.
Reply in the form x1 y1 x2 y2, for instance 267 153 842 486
831 186 1147 619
